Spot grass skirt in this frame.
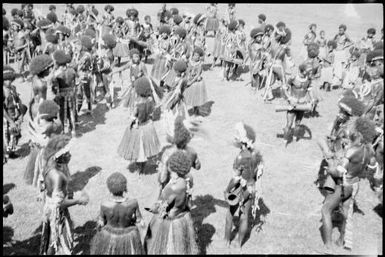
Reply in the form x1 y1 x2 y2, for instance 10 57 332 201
320 66 334 84
121 86 137 111
118 120 161 162
113 42 130 58
151 55 168 83
145 211 198 254
23 144 41 185
212 36 223 59
206 18 219 32
163 69 177 88
90 225 144 255
184 80 208 107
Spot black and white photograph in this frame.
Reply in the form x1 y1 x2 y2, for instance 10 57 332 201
2 2 383 255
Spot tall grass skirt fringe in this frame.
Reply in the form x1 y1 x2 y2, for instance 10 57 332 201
184 80 208 107
163 69 177 88
212 37 222 59
23 144 41 185
117 121 161 162
206 18 219 32
320 66 334 84
144 212 199 255
121 86 137 111
90 225 144 255
113 42 130 58
151 55 168 83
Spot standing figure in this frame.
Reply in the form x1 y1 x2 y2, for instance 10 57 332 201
75 35 94 114
317 30 328 60
3 66 27 157
23 100 62 186
191 14 207 51
332 24 353 88
112 48 148 112
299 23 317 61
205 3 219 36
90 172 145 255
220 20 243 81
320 40 337 91
118 77 161 175
279 64 314 141
139 15 154 62
224 122 264 249
151 25 172 85
319 117 377 252
184 47 208 116
39 135 89 255
43 28 59 56
112 16 130 67
211 19 227 69
144 150 199 254
257 14 267 31
263 23 292 101
227 3 236 22
248 27 268 89
51 50 77 136
342 48 362 90
303 42 322 114
163 27 191 88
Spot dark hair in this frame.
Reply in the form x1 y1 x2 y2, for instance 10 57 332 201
107 172 127 195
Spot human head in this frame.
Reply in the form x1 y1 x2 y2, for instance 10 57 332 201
167 150 192 178
367 28 376 38
130 48 141 64
347 117 377 145
320 30 325 38
107 172 127 196
144 15 151 23
3 66 16 87
258 14 266 24
250 27 264 43
49 5 56 12
173 60 188 77
327 40 337 52
298 63 308 77
309 23 317 32
174 116 192 149
134 77 152 98
30 54 54 78
339 24 347 35
366 48 383 79
53 50 71 67
192 47 204 62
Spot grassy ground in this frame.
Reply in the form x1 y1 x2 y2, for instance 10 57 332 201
3 3 383 255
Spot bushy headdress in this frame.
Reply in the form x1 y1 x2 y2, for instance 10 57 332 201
46 12 58 24
4 66 16 81
29 55 53 76
43 134 71 162
134 77 152 97
102 34 117 49
327 40 337 50
167 150 192 177
338 96 365 117
234 122 256 149
348 117 377 144
250 27 264 38
107 172 127 195
38 100 60 120
173 116 192 149
159 25 171 35
307 42 320 58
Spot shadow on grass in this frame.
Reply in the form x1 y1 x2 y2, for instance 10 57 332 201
373 204 382 218
3 224 42 255
68 166 102 193
127 158 159 176
242 198 271 246
191 194 220 254
3 183 16 194
76 103 108 138
72 220 98 255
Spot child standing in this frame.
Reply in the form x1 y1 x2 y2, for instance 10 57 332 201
320 40 337 91
185 47 208 116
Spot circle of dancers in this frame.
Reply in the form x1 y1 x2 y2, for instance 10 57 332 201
3 3 383 254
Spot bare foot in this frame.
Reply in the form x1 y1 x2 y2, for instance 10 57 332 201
225 240 231 248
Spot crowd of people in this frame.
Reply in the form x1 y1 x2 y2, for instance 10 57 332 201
2 3 383 255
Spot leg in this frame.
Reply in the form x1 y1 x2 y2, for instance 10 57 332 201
237 200 252 248
321 185 344 249
284 111 296 140
224 205 238 246
293 111 304 139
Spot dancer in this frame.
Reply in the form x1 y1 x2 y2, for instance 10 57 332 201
112 48 148 112
144 150 199 254
320 40 337 91
184 47 208 116
319 117 377 252
205 3 219 36
90 172 145 255
248 27 268 89
51 50 77 136
39 135 89 255
151 25 171 85
278 64 314 141
118 77 161 175
3 66 27 157
224 122 264 249
332 24 353 89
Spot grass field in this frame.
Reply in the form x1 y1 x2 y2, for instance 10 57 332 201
3 3 383 255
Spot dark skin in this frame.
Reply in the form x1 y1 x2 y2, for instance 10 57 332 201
321 132 375 250
98 191 144 229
